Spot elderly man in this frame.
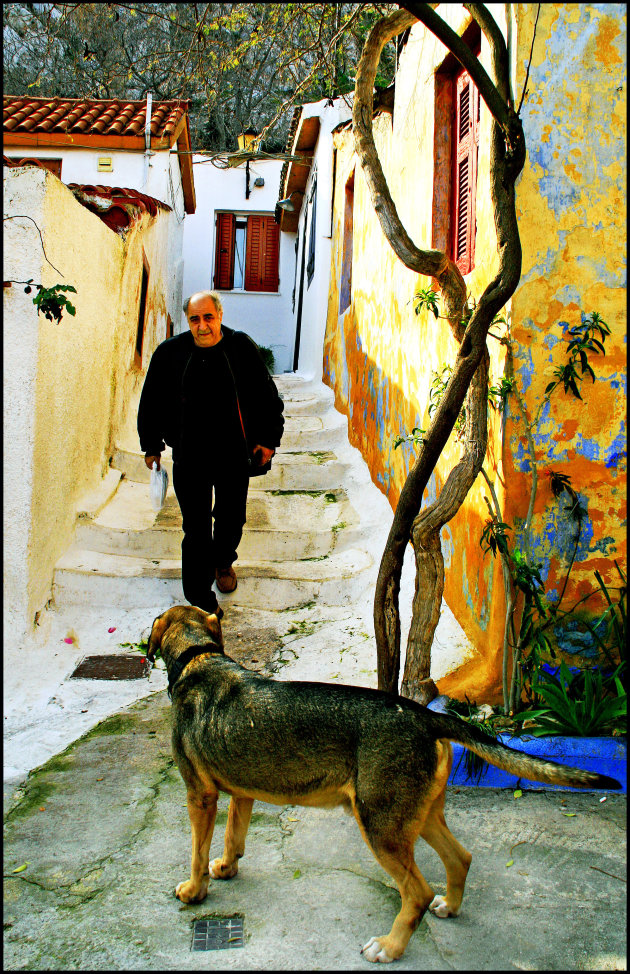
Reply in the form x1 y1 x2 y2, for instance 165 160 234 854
138 290 284 616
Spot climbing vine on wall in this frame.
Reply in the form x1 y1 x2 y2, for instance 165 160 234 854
398 287 620 717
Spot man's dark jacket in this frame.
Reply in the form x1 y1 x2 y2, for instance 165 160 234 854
137 326 284 463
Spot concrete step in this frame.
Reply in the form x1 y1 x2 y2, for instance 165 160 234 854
52 545 373 611
73 480 358 561
111 447 352 491
281 407 347 449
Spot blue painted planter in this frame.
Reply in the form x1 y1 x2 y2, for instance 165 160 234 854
448 733 626 792
427 698 626 792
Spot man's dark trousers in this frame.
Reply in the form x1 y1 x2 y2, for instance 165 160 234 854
173 458 249 612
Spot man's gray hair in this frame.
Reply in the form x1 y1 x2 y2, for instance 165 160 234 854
183 290 223 315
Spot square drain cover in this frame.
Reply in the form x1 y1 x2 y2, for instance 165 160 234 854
192 917 244 951
70 654 151 680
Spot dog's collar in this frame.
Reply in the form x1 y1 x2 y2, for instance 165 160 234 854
167 641 221 697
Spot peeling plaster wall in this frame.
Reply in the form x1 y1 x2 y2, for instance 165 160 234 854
114 205 185 451
494 2 627 677
3 167 47 645
323 4 626 701
3 166 180 640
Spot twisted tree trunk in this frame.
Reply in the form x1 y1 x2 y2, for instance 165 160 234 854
352 2 526 696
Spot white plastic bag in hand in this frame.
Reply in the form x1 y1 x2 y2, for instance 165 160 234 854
150 461 168 512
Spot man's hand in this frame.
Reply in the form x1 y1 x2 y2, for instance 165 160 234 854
252 445 275 466
145 454 161 471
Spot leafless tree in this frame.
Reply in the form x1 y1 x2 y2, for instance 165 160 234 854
352 3 526 702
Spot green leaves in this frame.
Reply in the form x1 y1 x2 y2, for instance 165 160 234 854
544 312 610 400
480 519 512 558
413 286 440 318
516 660 626 737
488 376 514 410
24 280 77 323
393 426 425 451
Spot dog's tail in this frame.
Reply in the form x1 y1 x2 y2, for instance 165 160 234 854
427 711 621 790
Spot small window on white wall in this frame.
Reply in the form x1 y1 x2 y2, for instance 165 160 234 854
214 212 279 292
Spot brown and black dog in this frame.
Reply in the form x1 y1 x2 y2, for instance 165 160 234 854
148 604 620 964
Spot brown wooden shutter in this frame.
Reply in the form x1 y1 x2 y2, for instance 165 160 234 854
452 66 479 275
245 215 279 292
214 212 235 289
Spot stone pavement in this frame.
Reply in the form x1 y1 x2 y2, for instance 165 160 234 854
3 375 627 969
3 689 626 970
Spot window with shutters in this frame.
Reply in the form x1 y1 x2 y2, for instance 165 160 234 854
339 170 354 314
451 61 480 275
432 26 480 275
213 211 280 293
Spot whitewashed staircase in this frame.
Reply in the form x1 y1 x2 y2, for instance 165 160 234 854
52 376 378 613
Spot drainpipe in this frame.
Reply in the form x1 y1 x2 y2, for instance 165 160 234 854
143 91 154 189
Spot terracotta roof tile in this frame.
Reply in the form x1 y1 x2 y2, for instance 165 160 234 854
65 183 171 234
3 96 191 141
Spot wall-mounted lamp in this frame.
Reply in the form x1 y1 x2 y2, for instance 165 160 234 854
237 129 259 200
278 189 305 212
253 176 265 187
237 128 258 151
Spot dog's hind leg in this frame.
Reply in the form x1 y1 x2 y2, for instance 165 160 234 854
353 806 434 963
419 742 472 918
175 787 219 904
210 795 254 880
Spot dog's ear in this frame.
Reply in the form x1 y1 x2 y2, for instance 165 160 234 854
205 613 223 646
148 613 168 661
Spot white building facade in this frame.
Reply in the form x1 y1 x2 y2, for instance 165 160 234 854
182 156 296 373
276 97 353 379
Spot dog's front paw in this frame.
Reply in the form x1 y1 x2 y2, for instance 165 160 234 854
361 937 396 963
175 879 208 903
429 894 459 918
210 858 239 880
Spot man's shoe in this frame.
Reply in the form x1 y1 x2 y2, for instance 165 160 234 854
215 566 237 593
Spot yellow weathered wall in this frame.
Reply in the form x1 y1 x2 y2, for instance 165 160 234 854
323 4 626 702
5 168 173 627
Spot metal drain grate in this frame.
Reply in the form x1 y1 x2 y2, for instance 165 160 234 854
70 654 151 680
192 917 244 951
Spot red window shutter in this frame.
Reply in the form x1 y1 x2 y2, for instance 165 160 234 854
214 212 235 289
452 66 479 275
245 215 279 292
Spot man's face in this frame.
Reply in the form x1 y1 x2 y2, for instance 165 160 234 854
187 294 223 348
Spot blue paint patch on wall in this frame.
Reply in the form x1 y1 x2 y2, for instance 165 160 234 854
513 439 534 473
543 332 563 351
519 6 626 288
552 284 583 308
518 232 569 285
553 618 600 658
514 335 535 394
441 524 453 569
571 434 600 463
425 470 438 507
607 372 627 395
460 558 492 631
513 494 620 597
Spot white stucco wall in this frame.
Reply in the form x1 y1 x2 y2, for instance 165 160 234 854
289 97 353 379
3 165 184 642
3 145 184 217
182 157 296 373
3 168 47 645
